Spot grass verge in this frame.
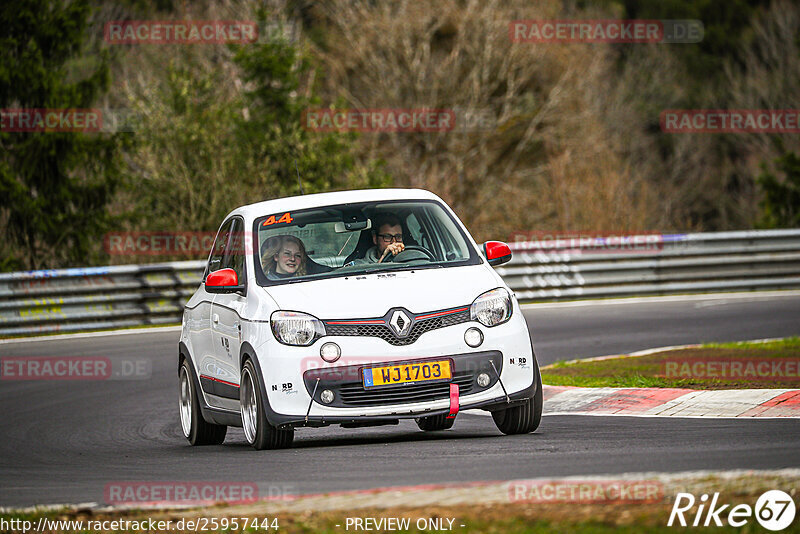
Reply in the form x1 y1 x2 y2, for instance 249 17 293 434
542 337 800 389
3 472 797 533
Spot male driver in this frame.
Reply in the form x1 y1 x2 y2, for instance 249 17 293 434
359 212 405 263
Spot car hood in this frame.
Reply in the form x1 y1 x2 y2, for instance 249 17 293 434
263 265 497 319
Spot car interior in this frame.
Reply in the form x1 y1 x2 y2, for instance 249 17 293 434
341 212 420 265
254 202 460 284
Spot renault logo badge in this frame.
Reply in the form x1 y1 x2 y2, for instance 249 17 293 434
389 310 412 337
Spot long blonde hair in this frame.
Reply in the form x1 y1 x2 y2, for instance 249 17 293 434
260 235 307 276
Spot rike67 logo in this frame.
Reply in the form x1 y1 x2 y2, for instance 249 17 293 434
668 490 796 530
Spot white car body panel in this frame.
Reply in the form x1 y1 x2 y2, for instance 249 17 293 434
180 188 536 426
265 265 495 318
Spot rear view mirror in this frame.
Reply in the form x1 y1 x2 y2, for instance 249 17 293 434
334 219 372 233
483 241 512 266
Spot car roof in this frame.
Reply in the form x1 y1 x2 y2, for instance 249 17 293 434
228 188 444 222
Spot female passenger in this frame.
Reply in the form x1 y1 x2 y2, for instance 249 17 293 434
260 235 307 280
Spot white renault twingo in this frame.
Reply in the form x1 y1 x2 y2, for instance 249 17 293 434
179 189 542 449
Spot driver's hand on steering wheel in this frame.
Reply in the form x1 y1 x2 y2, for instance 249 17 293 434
378 243 405 263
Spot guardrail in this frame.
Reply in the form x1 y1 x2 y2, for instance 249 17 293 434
500 229 800 300
0 263 205 337
1 229 799 337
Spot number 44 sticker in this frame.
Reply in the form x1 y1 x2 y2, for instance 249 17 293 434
262 213 293 226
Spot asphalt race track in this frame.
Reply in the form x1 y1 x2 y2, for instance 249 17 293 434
1 292 799 508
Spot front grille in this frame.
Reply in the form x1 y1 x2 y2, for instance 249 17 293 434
338 371 474 407
326 310 470 346
303 351 503 408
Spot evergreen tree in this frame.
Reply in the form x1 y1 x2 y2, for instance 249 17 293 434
758 151 800 228
231 12 388 197
0 0 122 270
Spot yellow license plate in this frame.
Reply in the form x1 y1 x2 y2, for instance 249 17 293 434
362 360 452 388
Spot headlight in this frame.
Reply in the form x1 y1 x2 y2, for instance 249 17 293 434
270 311 326 346
470 288 512 327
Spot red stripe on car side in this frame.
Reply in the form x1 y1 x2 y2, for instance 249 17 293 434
199 375 240 388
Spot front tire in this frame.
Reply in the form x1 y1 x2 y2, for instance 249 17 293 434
240 359 294 450
179 360 227 445
491 368 543 435
416 413 455 431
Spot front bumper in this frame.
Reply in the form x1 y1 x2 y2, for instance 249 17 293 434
269 363 538 428
251 306 537 428
302 351 503 409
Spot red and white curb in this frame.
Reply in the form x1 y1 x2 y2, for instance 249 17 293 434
532 338 800 417
540 385 800 418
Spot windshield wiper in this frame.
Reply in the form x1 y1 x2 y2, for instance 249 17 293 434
351 264 409 276
351 261 446 277
336 263 406 277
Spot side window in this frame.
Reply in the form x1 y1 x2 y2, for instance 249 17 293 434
410 210 443 260
406 213 425 246
427 207 469 261
207 219 234 278
222 218 246 284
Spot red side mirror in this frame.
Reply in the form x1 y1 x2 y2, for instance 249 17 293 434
483 241 512 266
205 268 241 293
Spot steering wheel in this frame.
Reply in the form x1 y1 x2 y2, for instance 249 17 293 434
386 245 436 263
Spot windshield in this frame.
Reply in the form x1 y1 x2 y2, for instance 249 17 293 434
252 200 481 286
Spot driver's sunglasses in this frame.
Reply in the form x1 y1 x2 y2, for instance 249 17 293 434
377 233 404 243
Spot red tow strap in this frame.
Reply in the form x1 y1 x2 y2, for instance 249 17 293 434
447 383 459 419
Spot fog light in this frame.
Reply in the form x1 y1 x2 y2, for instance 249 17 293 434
320 389 335 404
464 327 483 347
477 373 490 388
320 342 341 362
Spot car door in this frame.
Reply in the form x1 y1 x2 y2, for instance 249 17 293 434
188 218 233 389
208 217 247 411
